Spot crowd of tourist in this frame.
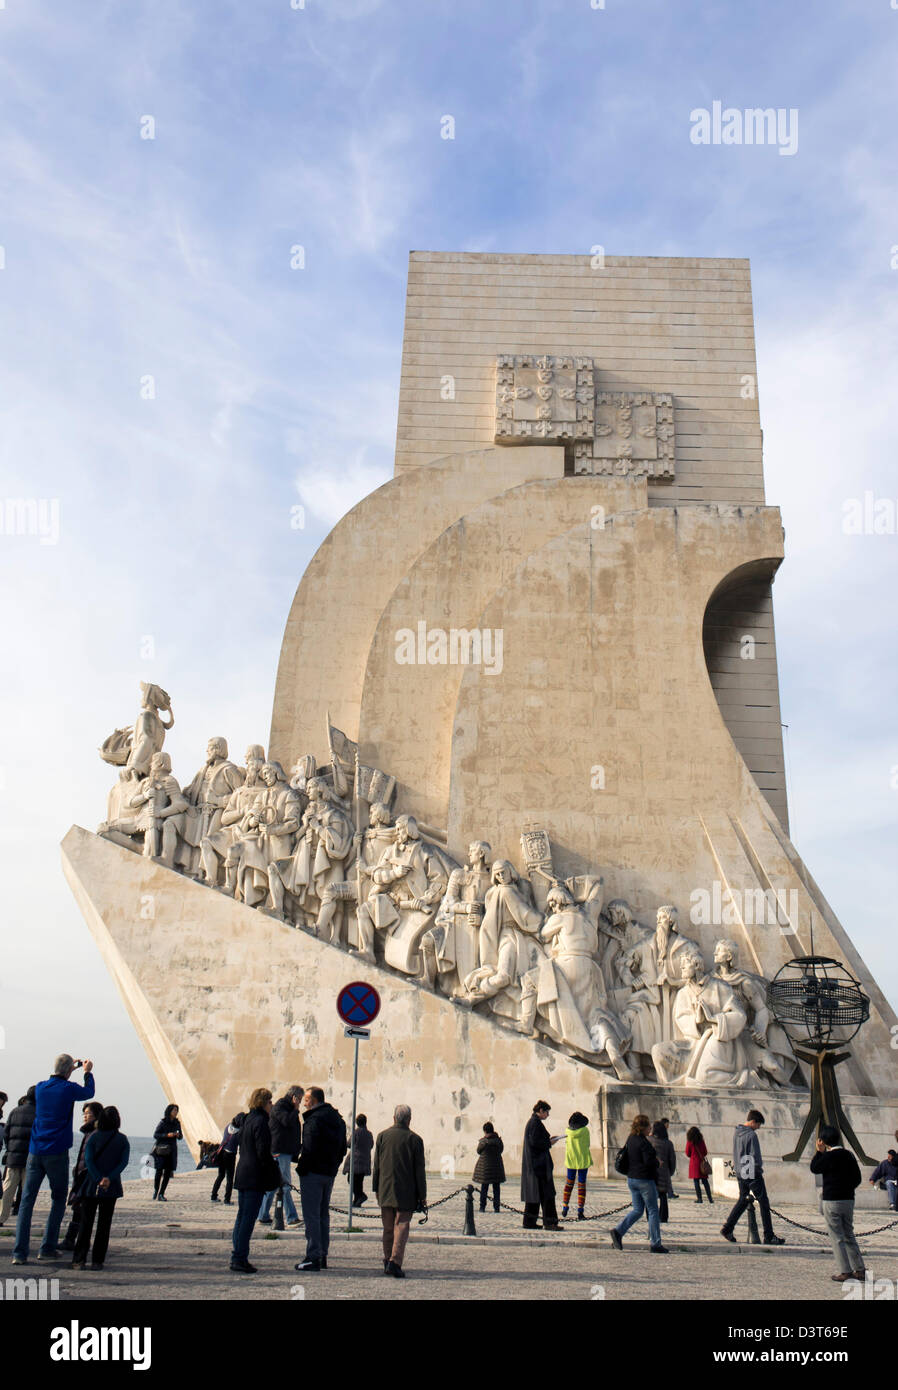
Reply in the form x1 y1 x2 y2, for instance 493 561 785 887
1 1058 894 1284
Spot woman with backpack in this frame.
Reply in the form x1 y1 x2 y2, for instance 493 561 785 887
71 1106 130 1271
211 1113 245 1204
152 1102 182 1201
686 1125 713 1203
649 1120 677 1223
472 1122 506 1213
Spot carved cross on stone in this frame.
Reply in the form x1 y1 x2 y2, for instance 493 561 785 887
495 355 675 481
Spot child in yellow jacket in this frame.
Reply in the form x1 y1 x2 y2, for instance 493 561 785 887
562 1111 593 1220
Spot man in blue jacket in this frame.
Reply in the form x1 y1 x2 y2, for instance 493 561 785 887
13 1053 95 1264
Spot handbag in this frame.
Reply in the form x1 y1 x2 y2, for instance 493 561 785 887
614 1142 630 1175
700 1157 712 1179
151 1140 173 1158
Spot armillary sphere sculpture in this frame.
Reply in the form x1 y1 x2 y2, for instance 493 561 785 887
766 954 875 1164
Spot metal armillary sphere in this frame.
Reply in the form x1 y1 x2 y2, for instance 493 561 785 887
767 954 870 1051
766 953 874 1164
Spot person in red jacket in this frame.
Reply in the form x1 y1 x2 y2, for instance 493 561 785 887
686 1125 713 1204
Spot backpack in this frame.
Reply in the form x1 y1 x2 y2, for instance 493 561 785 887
614 1141 630 1175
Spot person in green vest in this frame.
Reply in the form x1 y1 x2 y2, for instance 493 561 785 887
561 1111 593 1220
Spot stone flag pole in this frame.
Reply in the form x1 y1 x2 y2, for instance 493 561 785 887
63 254 897 1196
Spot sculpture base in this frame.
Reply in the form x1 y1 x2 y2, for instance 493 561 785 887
598 1081 894 1203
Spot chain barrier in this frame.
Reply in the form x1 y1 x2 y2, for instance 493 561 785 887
769 1205 898 1240
498 1198 631 1222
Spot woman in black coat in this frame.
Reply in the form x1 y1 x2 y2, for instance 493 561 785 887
231 1088 280 1274
521 1101 561 1231
610 1113 666 1253
473 1122 506 1214
152 1103 182 1201
72 1106 130 1271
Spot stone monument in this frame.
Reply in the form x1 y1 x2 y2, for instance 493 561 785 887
62 254 897 1197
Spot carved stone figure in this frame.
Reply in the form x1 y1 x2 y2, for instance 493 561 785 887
651 944 753 1087
356 815 454 975
172 738 245 877
712 938 803 1087
100 682 175 828
317 801 396 953
200 745 266 889
519 886 607 1056
229 762 300 908
421 840 492 995
464 860 544 1023
128 752 187 864
267 776 353 924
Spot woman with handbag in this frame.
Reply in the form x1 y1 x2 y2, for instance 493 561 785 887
686 1125 713 1203
152 1102 182 1201
71 1106 130 1271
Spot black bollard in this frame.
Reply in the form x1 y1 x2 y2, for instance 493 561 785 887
463 1184 477 1237
746 1193 760 1245
274 1184 285 1232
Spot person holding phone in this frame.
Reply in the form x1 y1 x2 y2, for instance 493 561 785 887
521 1100 562 1230
13 1054 95 1265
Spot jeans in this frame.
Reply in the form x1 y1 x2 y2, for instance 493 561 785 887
886 1179 897 1210
14 1152 70 1260
72 1196 117 1266
822 1199 863 1275
231 1188 263 1265
615 1177 662 1246
722 1176 774 1241
381 1206 412 1266
260 1154 298 1222
479 1181 500 1212
300 1172 334 1262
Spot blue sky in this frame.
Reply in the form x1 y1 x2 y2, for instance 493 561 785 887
1 0 896 1129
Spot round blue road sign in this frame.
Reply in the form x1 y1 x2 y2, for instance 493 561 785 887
336 981 381 1026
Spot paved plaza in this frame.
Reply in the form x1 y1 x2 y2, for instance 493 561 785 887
4 1169 896 1303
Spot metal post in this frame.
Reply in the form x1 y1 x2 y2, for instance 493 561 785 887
346 1036 360 1232
746 1193 760 1245
273 1182 285 1231
463 1184 477 1236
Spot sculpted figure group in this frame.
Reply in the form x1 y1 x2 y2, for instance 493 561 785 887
97 683 803 1091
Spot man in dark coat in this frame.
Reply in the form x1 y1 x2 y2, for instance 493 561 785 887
258 1085 304 1227
294 1087 347 1273
521 1100 561 1230
372 1104 427 1277
231 1088 280 1274
0 1087 36 1226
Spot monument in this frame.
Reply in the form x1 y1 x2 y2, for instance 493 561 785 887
62 253 897 1197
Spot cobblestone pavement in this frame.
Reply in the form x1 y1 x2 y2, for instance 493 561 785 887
2 1170 896 1302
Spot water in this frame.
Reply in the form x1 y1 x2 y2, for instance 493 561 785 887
122 1137 195 1184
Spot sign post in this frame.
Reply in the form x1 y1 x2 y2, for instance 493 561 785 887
336 982 381 1234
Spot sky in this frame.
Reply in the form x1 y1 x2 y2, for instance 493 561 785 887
1 0 896 1131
